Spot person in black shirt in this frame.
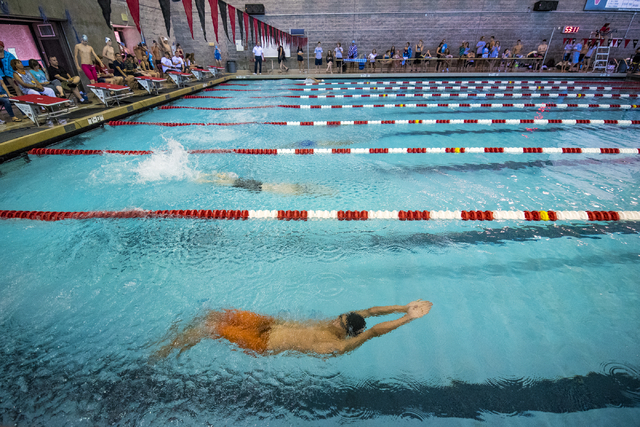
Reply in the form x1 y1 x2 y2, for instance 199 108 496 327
112 54 136 88
47 56 89 103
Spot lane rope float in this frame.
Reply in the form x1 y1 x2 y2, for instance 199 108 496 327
295 80 640 86
28 147 640 156
106 119 640 127
1 209 638 222
161 103 640 111
254 93 640 99
183 95 232 99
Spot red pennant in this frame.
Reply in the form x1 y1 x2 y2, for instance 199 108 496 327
260 21 265 45
562 38 567 45
182 0 194 39
253 18 258 44
125 0 141 33
208 0 218 43
227 3 235 41
625 38 630 48
600 39 605 46
243 12 249 42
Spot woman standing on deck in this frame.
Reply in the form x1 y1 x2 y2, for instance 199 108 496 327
277 45 289 72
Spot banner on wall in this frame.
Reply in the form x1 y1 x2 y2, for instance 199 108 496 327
96 0 112 29
125 0 141 33
207 0 218 43
182 0 194 39
228 3 235 41
159 0 171 37
243 11 249 42
218 0 230 41
195 0 207 40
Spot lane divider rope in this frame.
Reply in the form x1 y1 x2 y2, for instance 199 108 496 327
255 93 640 99
295 80 640 86
183 95 232 99
209 85 633 93
161 103 640 111
28 147 640 156
1 209 638 222
106 119 640 127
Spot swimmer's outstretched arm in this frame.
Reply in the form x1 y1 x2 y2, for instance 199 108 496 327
339 301 432 354
354 299 430 318
151 325 207 360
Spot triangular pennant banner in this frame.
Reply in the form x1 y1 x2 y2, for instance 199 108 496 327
634 39 638 49
260 21 265 45
563 38 567 45
195 0 206 40
159 0 171 37
625 39 630 48
218 0 230 41
97 0 112 29
125 0 141 33
207 0 218 43
228 3 236 41
182 0 194 39
237 8 244 43
243 12 249 43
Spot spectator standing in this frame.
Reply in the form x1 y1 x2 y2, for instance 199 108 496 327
214 44 222 67
151 41 161 73
563 39 574 61
476 36 486 56
297 46 304 72
436 39 447 72
413 40 424 72
277 45 289 72
335 42 343 72
253 41 264 75
348 40 358 72
488 36 496 51
584 42 597 70
571 40 583 70
0 79 21 122
402 42 412 71
314 42 323 72
513 40 523 57
11 59 56 97
326 49 334 74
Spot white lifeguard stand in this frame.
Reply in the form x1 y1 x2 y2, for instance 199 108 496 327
592 46 610 72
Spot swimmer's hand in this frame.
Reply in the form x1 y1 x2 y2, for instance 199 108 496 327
406 300 432 319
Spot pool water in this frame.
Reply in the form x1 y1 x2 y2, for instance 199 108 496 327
1 79 639 426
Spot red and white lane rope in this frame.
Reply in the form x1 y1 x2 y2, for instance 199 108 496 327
107 119 640 127
1 209 638 222
215 85 630 92
183 95 232 99
295 80 637 86
28 147 640 156
161 103 640 111
267 93 640 99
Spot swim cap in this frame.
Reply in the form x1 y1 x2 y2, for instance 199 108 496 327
352 40 356 43
82 35 88 42
105 37 111 43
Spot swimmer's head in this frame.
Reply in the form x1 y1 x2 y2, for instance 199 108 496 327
81 34 88 44
105 37 111 44
338 312 366 337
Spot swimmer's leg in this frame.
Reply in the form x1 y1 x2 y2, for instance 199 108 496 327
151 311 221 360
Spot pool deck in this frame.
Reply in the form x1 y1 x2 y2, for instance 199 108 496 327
0 71 633 163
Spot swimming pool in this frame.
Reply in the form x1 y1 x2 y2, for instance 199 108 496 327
1 78 639 426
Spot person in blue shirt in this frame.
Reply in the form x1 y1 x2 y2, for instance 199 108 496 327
314 42 323 71
28 59 65 97
0 40 18 90
0 78 22 123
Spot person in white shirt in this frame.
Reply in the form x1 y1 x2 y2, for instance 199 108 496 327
368 49 377 73
172 54 185 72
161 52 176 73
253 42 264 74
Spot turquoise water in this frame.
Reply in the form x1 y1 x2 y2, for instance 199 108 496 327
1 79 639 426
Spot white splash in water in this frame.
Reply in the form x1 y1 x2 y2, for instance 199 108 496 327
134 138 197 182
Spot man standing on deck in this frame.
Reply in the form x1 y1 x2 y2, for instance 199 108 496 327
153 300 433 358
101 37 116 68
74 35 104 84
253 41 264 75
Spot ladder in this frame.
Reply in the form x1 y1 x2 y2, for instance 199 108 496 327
592 46 610 72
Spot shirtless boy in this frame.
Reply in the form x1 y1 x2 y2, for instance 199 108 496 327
101 37 116 67
74 35 104 84
153 299 433 358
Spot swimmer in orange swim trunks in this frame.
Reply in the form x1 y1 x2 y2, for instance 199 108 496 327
152 300 432 358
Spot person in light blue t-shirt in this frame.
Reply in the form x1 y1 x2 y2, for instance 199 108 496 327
314 42 323 71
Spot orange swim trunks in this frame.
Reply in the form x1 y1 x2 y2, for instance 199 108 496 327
214 309 274 353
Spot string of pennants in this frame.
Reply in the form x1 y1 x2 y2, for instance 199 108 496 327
112 0 307 47
563 37 638 48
